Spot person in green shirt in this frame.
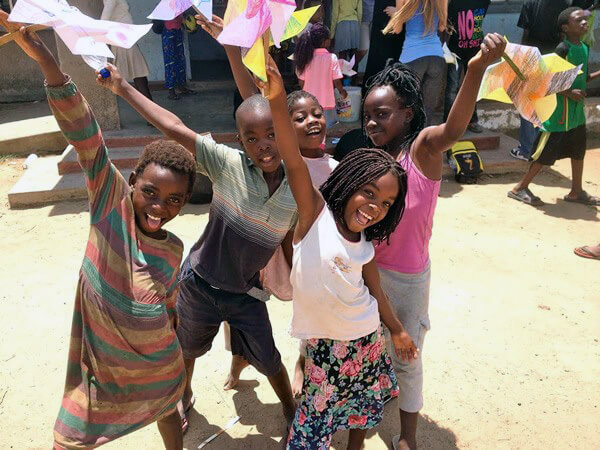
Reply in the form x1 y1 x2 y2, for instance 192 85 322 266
509 7 600 206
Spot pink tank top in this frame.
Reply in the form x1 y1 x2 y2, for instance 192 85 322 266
375 152 441 274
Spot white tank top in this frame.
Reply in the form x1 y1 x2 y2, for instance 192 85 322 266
290 206 380 340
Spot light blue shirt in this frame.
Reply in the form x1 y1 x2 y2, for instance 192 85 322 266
399 11 444 63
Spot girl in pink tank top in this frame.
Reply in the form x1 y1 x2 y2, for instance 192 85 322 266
359 34 506 449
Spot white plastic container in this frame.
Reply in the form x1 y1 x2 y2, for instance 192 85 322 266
23 153 38 169
336 86 361 123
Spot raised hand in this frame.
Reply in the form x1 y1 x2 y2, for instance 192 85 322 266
0 11 53 64
195 14 224 41
469 32 506 73
391 330 419 362
254 55 285 101
95 63 129 96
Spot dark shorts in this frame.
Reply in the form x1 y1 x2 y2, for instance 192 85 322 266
534 125 586 166
175 258 282 377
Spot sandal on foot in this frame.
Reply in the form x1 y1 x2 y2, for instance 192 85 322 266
507 188 544 206
564 190 600 206
574 246 600 260
176 400 190 434
184 394 195 414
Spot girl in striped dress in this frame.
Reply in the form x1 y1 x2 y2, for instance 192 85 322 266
0 14 196 449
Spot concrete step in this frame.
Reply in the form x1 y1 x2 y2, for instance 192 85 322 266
0 115 67 156
8 155 133 208
8 133 521 209
58 145 144 175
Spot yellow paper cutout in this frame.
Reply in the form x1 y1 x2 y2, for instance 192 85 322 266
242 36 267 81
242 6 318 82
478 42 581 127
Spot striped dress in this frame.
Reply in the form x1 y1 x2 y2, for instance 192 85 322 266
48 80 186 449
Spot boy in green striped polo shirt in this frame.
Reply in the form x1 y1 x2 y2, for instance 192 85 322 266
510 6 600 206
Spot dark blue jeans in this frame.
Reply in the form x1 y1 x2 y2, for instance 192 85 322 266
443 59 477 124
517 116 540 159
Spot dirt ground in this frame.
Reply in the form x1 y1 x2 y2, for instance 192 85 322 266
0 150 598 450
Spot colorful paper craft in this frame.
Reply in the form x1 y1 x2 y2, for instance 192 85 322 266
477 42 582 127
339 55 356 77
148 0 213 22
8 0 151 58
241 6 319 81
218 0 296 49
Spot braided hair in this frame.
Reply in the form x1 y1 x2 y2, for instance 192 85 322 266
320 148 408 243
363 60 426 152
295 22 331 74
287 89 323 113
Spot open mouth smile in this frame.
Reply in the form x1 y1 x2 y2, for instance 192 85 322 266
355 209 374 226
145 213 165 232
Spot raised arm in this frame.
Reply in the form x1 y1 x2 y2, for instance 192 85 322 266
196 14 259 99
260 58 323 242
96 65 197 153
362 259 418 361
411 33 505 180
100 0 117 21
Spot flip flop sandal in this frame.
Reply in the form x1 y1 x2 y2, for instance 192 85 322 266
176 396 195 434
507 188 544 206
564 191 600 206
185 394 196 414
574 246 600 260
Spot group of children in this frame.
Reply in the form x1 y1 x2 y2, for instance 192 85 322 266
5 3 599 450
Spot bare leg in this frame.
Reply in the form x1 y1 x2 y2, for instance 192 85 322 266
566 158 584 198
399 410 418 450
347 428 368 450
182 358 195 409
356 49 368 65
292 354 305 397
157 411 183 450
513 162 544 192
133 76 153 101
267 362 296 425
224 355 250 390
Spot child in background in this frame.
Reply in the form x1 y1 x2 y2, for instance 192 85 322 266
257 56 417 450
196 14 340 392
295 23 348 128
384 0 447 126
1 13 196 449
161 14 196 100
359 33 505 450
509 7 600 207
331 0 362 63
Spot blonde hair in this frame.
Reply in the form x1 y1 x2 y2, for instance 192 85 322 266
383 0 448 35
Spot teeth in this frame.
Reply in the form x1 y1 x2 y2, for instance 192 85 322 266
358 210 373 221
147 214 161 221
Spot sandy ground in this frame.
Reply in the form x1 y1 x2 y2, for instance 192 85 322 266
0 150 599 450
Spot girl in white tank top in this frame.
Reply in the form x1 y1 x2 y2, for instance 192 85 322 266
258 62 419 450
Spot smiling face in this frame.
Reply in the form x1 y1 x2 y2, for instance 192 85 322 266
563 9 589 38
363 85 413 149
290 96 327 156
237 106 282 173
341 171 400 237
129 163 189 238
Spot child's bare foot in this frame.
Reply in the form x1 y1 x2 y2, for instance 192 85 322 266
292 356 305 398
223 355 249 390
